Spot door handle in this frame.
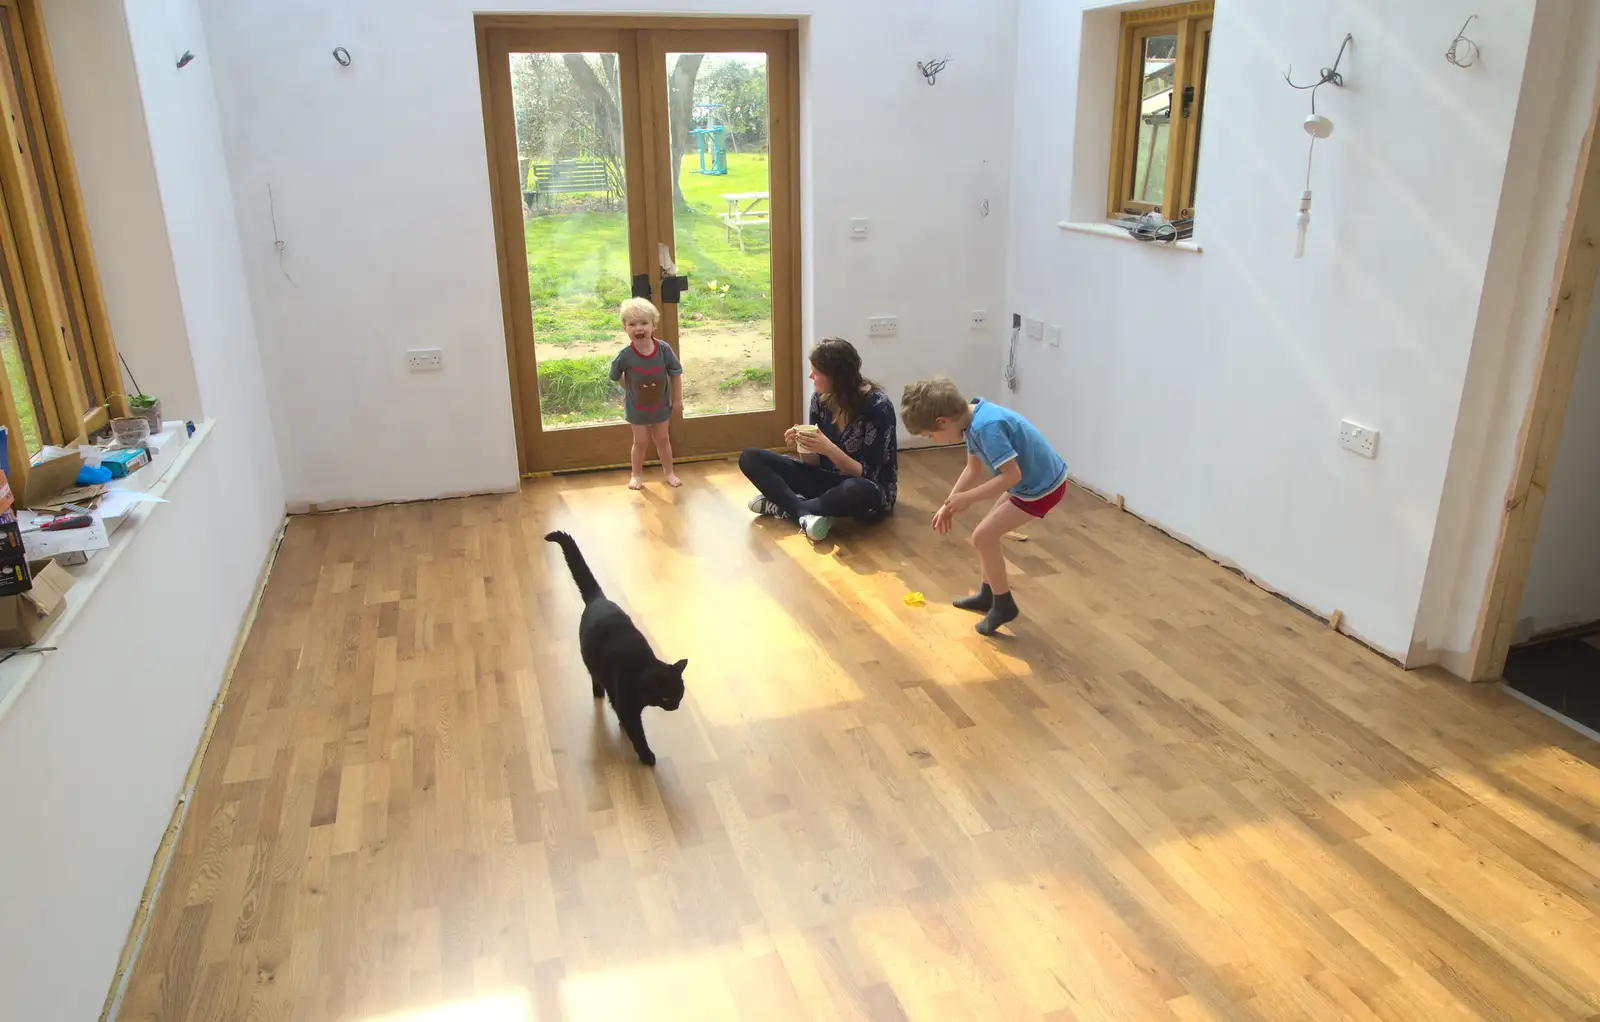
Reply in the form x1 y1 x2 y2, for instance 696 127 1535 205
661 273 689 304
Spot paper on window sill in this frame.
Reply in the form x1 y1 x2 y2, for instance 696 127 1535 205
19 512 110 560
97 488 168 520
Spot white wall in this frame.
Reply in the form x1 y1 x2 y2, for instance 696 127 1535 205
1410 0 1600 671
195 0 1019 509
0 1 286 1018
1513 263 1600 640
1006 0 1550 658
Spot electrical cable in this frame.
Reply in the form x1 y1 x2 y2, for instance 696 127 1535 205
1004 321 1020 391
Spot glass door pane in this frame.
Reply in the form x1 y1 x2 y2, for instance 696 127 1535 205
508 50 633 432
662 50 774 419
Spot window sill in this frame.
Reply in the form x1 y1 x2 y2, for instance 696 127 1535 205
0 420 212 723
1057 220 1203 254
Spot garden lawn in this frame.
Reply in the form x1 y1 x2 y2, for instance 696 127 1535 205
523 152 773 347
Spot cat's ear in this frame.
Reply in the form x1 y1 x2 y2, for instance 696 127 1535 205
673 659 688 674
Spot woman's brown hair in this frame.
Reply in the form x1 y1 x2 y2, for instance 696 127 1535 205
811 337 878 429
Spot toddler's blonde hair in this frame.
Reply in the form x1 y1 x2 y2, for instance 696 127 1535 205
900 377 970 434
619 297 660 326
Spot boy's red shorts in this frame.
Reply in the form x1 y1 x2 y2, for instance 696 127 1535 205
1009 480 1067 519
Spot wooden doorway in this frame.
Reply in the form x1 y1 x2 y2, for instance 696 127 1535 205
1466 68 1600 681
477 17 801 475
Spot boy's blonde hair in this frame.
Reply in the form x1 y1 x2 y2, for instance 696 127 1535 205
619 297 660 326
900 377 970 434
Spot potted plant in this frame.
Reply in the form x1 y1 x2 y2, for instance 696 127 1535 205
109 354 161 436
108 393 160 436
127 392 161 433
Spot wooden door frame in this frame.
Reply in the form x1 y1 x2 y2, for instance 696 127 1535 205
1465 66 1600 681
475 15 803 476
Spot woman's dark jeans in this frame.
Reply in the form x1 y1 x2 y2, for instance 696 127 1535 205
738 448 886 522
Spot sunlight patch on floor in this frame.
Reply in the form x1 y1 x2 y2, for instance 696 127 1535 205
357 990 535 1022
561 948 743 1021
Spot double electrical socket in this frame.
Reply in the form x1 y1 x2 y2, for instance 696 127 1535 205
1339 419 1379 458
407 348 444 372
868 316 899 337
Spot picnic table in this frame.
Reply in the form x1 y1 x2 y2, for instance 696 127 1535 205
718 191 770 252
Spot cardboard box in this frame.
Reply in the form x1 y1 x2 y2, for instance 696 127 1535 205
0 559 71 647
22 449 85 508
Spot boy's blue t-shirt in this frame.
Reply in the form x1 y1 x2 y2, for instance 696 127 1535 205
964 398 1067 500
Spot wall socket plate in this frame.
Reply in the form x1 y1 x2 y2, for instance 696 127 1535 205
407 348 444 372
1047 324 1062 347
867 316 899 337
1025 318 1044 340
970 309 987 329
850 218 870 238
1339 419 1378 458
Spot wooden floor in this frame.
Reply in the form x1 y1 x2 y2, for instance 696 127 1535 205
120 450 1600 1021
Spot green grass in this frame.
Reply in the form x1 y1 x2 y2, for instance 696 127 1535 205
0 328 41 455
718 366 772 391
524 152 773 346
536 354 622 425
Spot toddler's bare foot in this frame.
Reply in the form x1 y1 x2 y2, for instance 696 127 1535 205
628 476 645 491
665 473 683 488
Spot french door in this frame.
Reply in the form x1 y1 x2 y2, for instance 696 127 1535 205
479 19 801 474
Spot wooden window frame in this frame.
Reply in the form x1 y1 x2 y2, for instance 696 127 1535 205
1107 1 1213 221
0 0 125 503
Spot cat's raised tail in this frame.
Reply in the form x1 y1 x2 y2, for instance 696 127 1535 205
545 531 604 603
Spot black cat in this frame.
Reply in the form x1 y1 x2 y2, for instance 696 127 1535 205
545 531 687 766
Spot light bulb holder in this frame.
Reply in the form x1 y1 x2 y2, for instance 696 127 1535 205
1303 113 1334 139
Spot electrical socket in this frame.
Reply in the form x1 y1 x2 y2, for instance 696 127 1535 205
407 348 444 372
1047 324 1062 347
1339 419 1378 458
850 218 870 238
970 309 987 329
1012 313 1022 329
1025 318 1044 340
867 316 899 337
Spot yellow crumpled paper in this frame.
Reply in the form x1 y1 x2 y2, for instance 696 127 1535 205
902 592 926 607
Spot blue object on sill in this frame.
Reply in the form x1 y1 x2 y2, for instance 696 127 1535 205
186 421 195 437
76 464 112 486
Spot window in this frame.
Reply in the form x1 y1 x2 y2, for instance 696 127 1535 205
0 0 125 501
1107 1 1212 221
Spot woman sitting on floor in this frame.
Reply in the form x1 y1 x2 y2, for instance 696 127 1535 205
738 337 898 542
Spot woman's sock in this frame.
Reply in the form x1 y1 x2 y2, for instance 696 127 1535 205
953 582 993 612
976 591 1018 636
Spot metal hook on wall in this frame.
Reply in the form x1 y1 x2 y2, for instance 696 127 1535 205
333 47 353 67
1446 16 1480 68
1284 33 1352 113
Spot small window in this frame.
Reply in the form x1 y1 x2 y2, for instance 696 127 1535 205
1107 2 1212 222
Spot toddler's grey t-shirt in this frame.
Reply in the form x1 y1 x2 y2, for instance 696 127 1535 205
609 340 682 425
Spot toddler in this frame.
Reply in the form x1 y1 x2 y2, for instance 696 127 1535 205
609 297 683 489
